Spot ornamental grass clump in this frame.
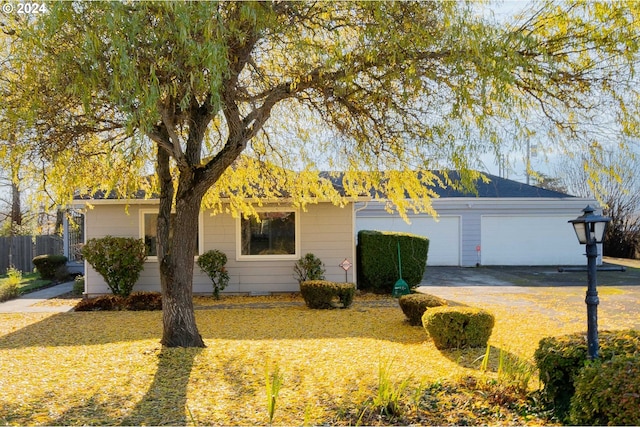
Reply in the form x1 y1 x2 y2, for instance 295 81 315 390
422 306 495 350
196 249 230 299
398 293 447 326
0 267 21 302
265 362 284 425
300 280 355 309
82 236 146 297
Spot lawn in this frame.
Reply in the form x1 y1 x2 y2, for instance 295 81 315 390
1 289 638 426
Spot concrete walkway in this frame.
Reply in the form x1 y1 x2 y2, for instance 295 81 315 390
0 282 76 313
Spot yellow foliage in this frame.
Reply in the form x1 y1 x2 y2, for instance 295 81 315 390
1 290 638 425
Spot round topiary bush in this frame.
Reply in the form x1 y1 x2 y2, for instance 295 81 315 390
570 355 640 426
300 280 355 309
32 254 68 280
399 293 447 326
422 306 495 349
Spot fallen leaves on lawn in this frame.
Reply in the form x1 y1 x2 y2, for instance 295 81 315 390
1 291 637 425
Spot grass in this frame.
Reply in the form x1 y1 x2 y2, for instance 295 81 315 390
1 290 639 425
0 272 52 295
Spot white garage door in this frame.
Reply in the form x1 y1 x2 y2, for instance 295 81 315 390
356 216 460 266
481 215 585 265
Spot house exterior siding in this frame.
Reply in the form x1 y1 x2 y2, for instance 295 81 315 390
83 202 355 296
356 198 597 266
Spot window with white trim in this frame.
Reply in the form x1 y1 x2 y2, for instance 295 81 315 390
238 209 299 259
140 209 203 259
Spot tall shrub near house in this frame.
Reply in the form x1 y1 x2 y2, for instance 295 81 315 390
82 236 147 297
196 249 229 299
357 230 429 293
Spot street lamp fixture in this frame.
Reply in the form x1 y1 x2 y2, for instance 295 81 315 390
568 205 611 359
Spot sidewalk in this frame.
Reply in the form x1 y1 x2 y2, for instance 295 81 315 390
0 281 76 313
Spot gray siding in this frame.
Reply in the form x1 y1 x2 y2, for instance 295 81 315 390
84 202 354 295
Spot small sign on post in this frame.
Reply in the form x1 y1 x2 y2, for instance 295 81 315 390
339 258 352 282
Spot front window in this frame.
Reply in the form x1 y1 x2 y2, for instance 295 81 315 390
239 210 298 259
140 210 202 259
143 212 159 257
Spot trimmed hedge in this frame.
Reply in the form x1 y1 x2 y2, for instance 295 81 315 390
300 280 355 309
74 292 162 311
32 254 68 280
570 355 640 426
357 230 429 293
399 293 447 326
534 329 640 420
422 306 494 349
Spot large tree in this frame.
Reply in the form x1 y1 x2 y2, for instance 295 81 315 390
554 147 640 259
5 1 639 347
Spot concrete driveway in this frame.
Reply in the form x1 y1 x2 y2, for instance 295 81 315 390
419 257 640 288
415 257 640 330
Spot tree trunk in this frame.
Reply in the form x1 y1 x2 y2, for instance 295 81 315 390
156 148 206 348
10 182 22 227
160 193 205 348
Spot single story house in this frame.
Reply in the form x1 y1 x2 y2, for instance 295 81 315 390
355 172 598 267
64 171 600 296
69 196 358 296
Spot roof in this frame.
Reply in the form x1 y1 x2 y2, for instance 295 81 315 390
430 171 574 198
321 170 574 199
76 170 574 202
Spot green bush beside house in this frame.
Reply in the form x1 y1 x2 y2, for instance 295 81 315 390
357 230 429 293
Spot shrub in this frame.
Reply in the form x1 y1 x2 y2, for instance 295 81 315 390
534 329 640 420
300 280 355 309
81 236 147 297
0 282 19 302
570 355 640 426
74 294 124 311
55 264 71 282
293 253 326 284
5 267 22 286
197 249 230 299
422 306 494 350
398 293 447 326
72 276 85 295
123 292 163 311
74 292 162 311
357 230 428 293
32 254 68 280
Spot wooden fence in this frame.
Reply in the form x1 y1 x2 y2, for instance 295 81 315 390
0 235 63 274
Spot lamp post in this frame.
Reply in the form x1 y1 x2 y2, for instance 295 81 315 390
568 205 611 359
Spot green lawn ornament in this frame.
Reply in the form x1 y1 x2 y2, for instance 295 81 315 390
392 242 410 297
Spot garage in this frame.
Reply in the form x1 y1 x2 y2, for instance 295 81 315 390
355 171 598 267
481 215 585 265
356 215 461 266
